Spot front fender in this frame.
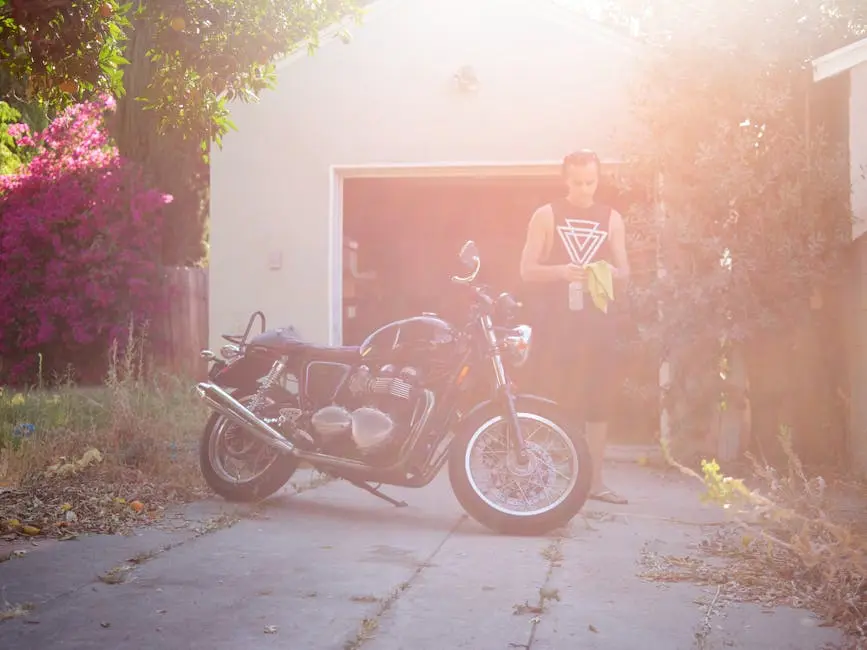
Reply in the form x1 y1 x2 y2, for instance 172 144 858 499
457 393 564 426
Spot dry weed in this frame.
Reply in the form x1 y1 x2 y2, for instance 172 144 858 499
0 330 209 539
652 428 867 645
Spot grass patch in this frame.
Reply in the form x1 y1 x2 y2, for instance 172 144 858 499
0 334 209 539
646 428 867 647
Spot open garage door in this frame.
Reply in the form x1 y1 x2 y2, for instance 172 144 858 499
341 173 658 445
343 176 571 336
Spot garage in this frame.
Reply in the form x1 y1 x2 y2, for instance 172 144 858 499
340 166 659 444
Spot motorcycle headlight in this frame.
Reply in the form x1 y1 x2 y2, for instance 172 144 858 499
502 325 532 367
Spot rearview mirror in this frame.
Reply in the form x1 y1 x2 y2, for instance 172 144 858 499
452 240 482 285
459 240 479 268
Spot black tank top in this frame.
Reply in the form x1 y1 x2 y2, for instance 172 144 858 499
527 199 614 321
546 199 613 267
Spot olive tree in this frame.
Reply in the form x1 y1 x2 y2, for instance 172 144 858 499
603 0 864 463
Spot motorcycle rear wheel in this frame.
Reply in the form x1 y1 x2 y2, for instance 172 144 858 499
198 388 301 503
448 398 592 536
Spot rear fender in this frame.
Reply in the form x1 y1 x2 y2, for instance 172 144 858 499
209 353 277 390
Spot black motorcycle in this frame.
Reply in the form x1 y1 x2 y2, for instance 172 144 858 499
195 240 592 536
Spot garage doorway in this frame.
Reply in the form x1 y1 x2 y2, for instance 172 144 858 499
335 165 658 444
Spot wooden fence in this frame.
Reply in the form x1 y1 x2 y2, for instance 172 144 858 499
151 266 209 379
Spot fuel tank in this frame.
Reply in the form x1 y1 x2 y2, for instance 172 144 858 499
358 314 457 365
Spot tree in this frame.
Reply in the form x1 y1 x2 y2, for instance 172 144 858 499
0 0 362 146
0 0 363 264
598 0 865 463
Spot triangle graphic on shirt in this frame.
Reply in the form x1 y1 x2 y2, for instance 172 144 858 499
556 219 608 266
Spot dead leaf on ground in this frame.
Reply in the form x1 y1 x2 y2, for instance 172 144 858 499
0 467 204 541
0 549 27 563
99 565 133 584
0 602 34 621
350 595 379 603
512 601 543 615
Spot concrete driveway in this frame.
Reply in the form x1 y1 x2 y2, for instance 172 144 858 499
0 462 843 650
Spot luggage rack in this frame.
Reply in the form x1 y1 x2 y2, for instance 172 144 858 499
222 310 267 351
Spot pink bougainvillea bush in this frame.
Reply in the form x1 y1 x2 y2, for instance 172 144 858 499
0 95 173 385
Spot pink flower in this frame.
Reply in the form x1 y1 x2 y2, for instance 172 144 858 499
0 98 170 384
101 94 117 112
7 123 30 139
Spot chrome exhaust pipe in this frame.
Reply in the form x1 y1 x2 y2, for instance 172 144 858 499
195 382 297 456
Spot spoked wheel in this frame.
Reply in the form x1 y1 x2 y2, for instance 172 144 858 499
449 398 592 536
199 390 300 502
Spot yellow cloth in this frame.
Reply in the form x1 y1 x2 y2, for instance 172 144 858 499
584 260 615 313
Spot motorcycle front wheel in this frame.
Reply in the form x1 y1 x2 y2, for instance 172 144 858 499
448 398 592 536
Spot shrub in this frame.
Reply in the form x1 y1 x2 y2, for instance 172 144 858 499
610 0 856 464
0 101 29 175
0 95 172 385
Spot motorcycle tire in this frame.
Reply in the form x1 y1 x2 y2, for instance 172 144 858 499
199 388 301 503
448 397 592 536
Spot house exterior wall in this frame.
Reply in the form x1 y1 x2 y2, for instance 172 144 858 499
848 236 867 476
849 61 867 475
208 0 646 350
852 62 867 240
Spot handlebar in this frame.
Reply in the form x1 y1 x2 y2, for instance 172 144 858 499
450 246 522 317
458 278 523 317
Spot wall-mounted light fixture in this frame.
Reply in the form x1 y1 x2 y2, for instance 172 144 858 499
453 65 479 93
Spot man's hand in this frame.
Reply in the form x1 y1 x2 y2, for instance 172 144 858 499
560 264 586 282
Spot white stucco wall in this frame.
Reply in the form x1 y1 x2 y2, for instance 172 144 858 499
208 0 646 350
852 62 867 240
848 61 867 476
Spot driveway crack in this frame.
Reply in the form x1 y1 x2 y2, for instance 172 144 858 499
343 514 467 650
511 534 565 650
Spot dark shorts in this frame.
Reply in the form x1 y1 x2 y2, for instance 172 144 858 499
528 306 618 423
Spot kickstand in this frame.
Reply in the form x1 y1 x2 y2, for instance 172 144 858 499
348 480 408 508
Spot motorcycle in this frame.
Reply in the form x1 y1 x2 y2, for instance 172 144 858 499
195 240 592 536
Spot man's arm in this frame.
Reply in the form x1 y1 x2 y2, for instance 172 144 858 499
520 205 576 283
609 209 631 286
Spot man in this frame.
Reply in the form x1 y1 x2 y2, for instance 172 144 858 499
519 149 630 505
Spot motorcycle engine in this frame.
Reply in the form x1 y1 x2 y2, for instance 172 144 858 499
309 365 419 456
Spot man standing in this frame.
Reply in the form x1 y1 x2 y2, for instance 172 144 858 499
519 150 630 505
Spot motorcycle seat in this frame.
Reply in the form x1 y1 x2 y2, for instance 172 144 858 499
247 328 307 354
304 345 360 363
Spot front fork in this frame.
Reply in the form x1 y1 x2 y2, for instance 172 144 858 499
480 315 529 461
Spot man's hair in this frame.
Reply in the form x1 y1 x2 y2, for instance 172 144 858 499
562 149 600 175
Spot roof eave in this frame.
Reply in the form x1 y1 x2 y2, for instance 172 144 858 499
812 36 867 82
273 0 649 74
